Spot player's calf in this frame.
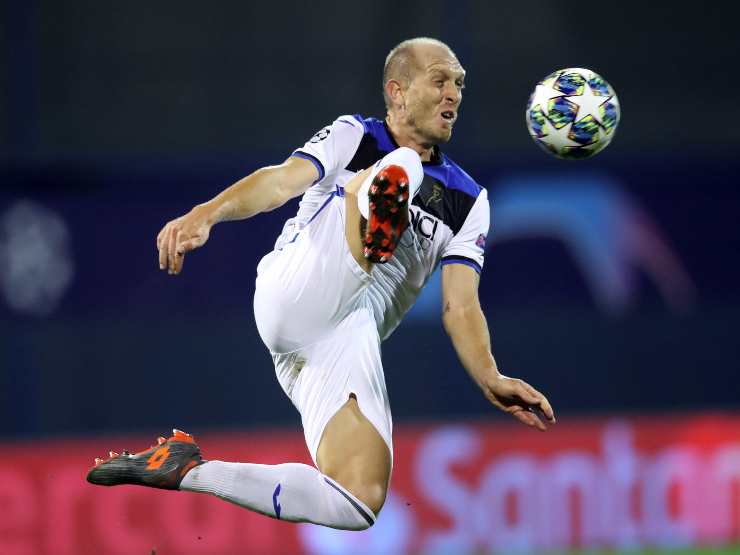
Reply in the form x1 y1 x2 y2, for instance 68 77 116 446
88 428 379 530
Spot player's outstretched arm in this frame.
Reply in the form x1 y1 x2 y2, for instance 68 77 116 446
441 263 557 431
157 156 319 275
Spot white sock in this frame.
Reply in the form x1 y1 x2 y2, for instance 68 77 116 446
358 146 424 219
180 460 376 531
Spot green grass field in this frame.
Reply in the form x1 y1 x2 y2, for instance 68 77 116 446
559 547 739 555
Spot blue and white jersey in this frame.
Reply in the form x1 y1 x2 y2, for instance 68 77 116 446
280 114 490 339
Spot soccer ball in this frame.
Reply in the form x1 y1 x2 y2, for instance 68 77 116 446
526 67 620 159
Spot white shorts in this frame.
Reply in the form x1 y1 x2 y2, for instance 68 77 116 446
253 193 393 466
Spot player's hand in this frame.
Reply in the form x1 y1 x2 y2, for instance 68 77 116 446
156 204 214 275
482 374 556 431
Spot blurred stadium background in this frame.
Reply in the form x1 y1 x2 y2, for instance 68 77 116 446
2 2 739 554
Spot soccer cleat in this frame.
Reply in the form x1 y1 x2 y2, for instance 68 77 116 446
363 165 410 263
86 428 204 490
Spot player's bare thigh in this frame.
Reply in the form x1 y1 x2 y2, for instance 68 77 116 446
316 394 391 515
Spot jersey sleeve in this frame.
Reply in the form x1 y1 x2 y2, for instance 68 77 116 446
440 188 490 274
291 115 364 188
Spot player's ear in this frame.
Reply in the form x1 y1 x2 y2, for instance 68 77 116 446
385 79 405 110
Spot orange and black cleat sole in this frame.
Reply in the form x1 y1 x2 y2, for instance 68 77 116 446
86 429 204 490
363 165 410 263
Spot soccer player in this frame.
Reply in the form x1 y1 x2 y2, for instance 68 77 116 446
88 37 556 530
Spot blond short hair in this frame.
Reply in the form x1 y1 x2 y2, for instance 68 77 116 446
383 37 456 109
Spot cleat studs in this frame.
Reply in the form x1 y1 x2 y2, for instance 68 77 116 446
109 451 119 458
379 256 387 263
157 436 167 445
121 450 130 456
172 428 196 443
94 457 104 466
171 428 195 443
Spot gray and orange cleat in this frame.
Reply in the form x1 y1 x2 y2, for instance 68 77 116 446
362 164 410 263
86 429 204 490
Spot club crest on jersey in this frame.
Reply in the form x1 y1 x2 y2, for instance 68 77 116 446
423 182 444 206
309 127 331 143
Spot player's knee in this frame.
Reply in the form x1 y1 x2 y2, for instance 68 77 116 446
347 479 387 518
325 470 387 519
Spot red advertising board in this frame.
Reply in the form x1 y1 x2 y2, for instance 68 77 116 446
1 412 739 555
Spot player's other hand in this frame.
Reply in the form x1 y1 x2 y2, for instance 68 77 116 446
156 204 213 275
482 374 556 431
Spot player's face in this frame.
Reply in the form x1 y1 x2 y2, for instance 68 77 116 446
403 47 465 145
